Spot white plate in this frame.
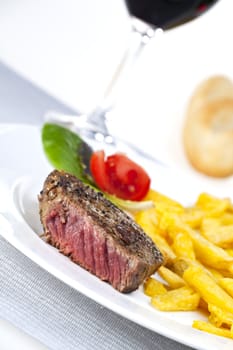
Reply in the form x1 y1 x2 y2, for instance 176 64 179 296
0 123 233 350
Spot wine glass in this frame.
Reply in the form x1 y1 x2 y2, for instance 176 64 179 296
46 0 219 149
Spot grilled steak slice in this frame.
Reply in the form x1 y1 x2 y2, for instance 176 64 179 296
39 170 163 293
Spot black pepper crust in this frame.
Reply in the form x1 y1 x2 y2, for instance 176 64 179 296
39 169 164 266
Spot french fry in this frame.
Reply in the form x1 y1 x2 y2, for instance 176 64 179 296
135 208 158 235
195 193 231 217
193 320 233 339
150 234 176 266
201 217 220 231
139 186 233 340
143 277 167 297
136 209 168 255
219 213 233 225
161 213 233 271
202 213 233 227
158 212 181 239
217 269 233 279
226 249 233 257
189 229 233 271
168 257 193 277
199 298 208 312
172 231 195 260
219 278 233 298
144 189 184 212
158 266 185 289
180 207 203 229
208 304 233 328
135 209 176 265
183 264 233 314
169 258 223 282
201 218 233 248
205 267 223 282
144 189 184 235
151 286 200 311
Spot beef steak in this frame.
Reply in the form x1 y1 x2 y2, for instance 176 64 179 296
39 170 163 292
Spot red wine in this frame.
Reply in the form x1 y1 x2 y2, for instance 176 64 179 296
125 0 219 29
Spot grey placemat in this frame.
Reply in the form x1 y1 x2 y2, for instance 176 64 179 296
0 61 194 350
0 236 194 350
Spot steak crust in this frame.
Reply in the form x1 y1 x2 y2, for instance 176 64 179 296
39 170 163 292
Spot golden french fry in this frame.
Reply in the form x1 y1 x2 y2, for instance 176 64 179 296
226 249 233 257
155 202 184 218
172 231 195 260
217 269 233 279
151 286 200 311
219 213 233 225
158 266 185 289
219 278 233 298
145 189 184 211
170 258 223 282
135 208 176 265
201 218 233 248
193 320 233 339
145 189 184 235
161 213 233 271
149 234 176 266
199 298 208 312
204 213 233 226
143 277 167 297
180 207 203 229
209 226 233 248
158 212 181 239
183 264 233 314
168 257 193 277
140 186 233 340
205 267 223 282
201 217 221 231
189 230 233 271
135 208 158 235
196 193 231 217
208 304 233 328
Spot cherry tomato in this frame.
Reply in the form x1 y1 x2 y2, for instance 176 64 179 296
90 150 151 201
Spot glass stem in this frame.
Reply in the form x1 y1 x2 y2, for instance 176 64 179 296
86 18 160 135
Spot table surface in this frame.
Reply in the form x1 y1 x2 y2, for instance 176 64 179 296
0 1 232 349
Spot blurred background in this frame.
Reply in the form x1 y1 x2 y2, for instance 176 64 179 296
0 0 231 169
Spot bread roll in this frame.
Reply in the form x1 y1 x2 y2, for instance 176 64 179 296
183 75 233 177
